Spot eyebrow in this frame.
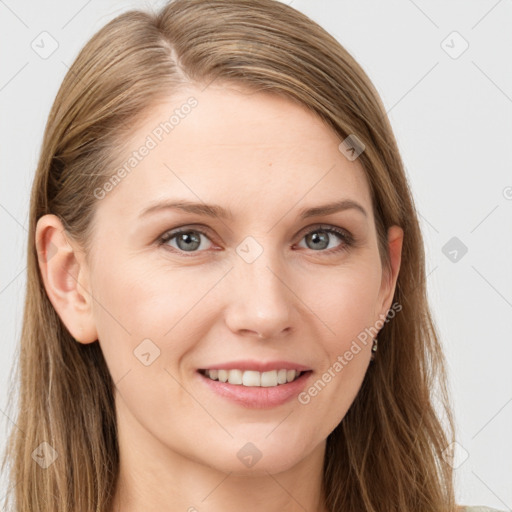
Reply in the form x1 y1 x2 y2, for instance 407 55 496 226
139 198 368 220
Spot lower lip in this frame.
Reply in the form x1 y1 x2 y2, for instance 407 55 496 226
197 370 313 409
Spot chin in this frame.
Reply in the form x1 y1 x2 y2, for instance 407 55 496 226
197 437 312 476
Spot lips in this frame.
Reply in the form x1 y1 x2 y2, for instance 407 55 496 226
198 360 312 373
195 360 313 408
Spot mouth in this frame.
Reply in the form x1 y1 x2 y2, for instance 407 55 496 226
196 367 314 409
198 368 308 387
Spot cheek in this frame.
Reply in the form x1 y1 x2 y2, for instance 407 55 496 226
293 268 380 439
89 257 213 374
307 260 382 350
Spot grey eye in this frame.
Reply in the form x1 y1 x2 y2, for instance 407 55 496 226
298 228 346 252
163 230 212 252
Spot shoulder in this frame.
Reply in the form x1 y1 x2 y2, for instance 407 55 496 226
458 506 507 512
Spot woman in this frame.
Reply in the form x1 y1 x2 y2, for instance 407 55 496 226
1 1 504 511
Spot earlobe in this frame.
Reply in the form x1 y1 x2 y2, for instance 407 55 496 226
378 225 404 317
35 214 98 344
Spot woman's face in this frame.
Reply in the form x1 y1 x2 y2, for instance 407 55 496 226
58 84 402 475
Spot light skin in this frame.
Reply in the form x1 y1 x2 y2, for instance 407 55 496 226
36 83 403 512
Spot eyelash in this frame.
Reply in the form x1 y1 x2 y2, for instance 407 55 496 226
157 224 355 257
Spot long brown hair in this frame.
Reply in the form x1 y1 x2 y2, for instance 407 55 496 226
2 1 458 510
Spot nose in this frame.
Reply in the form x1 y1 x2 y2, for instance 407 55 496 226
223 253 294 340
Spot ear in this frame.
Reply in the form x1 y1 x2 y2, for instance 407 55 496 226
35 214 98 344
376 225 403 319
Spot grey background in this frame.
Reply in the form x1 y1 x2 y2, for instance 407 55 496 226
1 0 511 509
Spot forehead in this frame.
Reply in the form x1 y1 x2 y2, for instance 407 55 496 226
97 83 373 222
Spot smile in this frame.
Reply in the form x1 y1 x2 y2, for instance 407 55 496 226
198 368 305 387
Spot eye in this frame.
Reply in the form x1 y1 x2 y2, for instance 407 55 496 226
158 227 214 254
157 224 354 256
295 225 354 254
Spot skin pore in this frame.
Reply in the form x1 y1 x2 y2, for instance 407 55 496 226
36 83 403 512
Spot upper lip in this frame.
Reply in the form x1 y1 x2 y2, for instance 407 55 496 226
198 360 312 372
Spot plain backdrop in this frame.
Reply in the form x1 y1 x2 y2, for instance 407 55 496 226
1 0 511 509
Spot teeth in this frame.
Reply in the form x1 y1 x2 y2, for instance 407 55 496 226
242 370 260 387
228 369 242 385
261 371 277 387
203 369 303 387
